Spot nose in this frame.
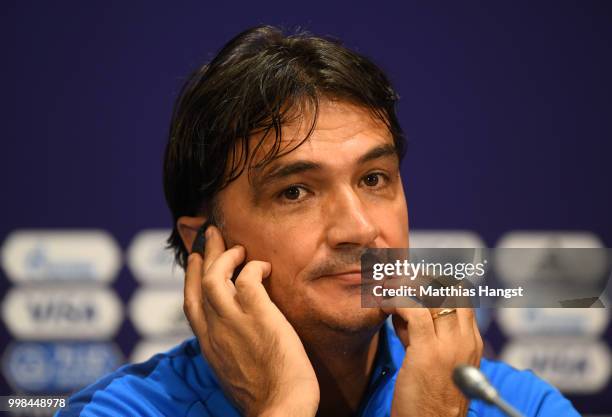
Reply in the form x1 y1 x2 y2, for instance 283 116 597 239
325 186 379 249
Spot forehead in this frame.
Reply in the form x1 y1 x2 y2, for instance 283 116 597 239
248 100 394 172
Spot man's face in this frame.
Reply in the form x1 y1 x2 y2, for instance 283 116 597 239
216 100 409 334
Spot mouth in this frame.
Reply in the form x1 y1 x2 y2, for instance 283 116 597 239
318 269 370 285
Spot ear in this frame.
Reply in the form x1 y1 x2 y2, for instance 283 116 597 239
177 216 207 254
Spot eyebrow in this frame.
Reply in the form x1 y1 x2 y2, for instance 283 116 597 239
357 143 397 164
252 143 398 191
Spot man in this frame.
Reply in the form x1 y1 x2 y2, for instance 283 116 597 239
58 26 579 417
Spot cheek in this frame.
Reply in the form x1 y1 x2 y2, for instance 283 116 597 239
376 193 409 247
263 234 319 310
248 223 318 287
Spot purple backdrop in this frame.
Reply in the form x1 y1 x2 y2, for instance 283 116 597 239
1 1 611 415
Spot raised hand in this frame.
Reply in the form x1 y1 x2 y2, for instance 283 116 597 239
183 224 320 417
386 307 483 417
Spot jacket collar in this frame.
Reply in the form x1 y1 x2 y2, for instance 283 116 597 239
378 318 405 376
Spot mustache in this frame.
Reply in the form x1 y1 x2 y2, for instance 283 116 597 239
307 247 370 279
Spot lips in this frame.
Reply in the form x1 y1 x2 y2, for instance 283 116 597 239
320 271 362 284
318 268 375 285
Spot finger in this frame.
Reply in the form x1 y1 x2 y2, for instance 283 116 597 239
202 245 245 316
377 277 423 313
454 308 482 365
234 261 273 313
183 253 208 337
455 308 476 335
203 225 227 274
430 308 461 340
472 312 484 365
392 308 436 347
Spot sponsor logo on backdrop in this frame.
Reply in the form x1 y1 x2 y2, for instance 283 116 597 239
2 342 123 393
1 287 123 340
130 338 188 364
127 230 183 284
0 230 121 283
497 308 610 337
409 231 486 248
128 288 191 337
494 231 607 287
496 231 604 249
501 339 611 394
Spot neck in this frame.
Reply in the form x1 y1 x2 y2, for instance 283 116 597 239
301 324 383 417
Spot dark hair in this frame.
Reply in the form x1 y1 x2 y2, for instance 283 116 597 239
163 25 406 269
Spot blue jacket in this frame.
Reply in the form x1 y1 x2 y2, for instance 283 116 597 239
56 322 580 416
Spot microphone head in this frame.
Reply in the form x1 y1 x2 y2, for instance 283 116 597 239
452 364 499 404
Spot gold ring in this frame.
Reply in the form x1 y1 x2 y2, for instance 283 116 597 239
431 308 457 320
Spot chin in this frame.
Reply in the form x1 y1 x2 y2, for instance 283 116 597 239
303 293 388 334
272 282 388 336
319 307 387 333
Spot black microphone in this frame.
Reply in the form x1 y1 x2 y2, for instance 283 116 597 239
452 365 525 417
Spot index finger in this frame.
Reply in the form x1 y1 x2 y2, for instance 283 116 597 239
392 308 436 347
203 224 227 273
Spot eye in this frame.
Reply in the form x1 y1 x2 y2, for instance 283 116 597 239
281 185 304 201
362 172 386 187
